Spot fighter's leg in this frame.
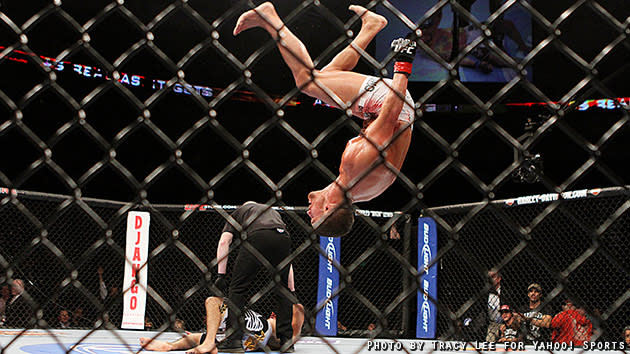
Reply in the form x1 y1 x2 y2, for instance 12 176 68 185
233 2 314 91
139 334 202 352
186 297 224 354
321 5 387 72
233 2 368 109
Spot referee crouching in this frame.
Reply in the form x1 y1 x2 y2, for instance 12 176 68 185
214 202 294 352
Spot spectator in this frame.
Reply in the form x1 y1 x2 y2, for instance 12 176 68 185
338 321 347 331
100 312 116 330
549 299 592 345
497 305 523 343
0 284 10 325
585 307 601 340
97 266 107 301
173 318 185 331
58 309 71 329
97 266 122 327
4 279 32 328
71 306 90 329
448 318 467 341
519 283 552 343
389 225 401 240
104 286 122 326
109 286 120 298
623 326 630 346
486 270 515 342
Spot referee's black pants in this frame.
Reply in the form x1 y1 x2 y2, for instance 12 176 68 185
227 228 293 343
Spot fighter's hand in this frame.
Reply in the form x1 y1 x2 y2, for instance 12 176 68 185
391 38 417 63
391 38 417 76
214 274 228 295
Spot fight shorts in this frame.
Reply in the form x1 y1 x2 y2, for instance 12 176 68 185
351 76 415 126
201 306 272 351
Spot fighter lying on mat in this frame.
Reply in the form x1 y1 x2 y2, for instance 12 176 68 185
139 297 304 353
234 3 418 236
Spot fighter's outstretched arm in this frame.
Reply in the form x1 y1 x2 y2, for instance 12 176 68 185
364 38 416 146
364 73 410 145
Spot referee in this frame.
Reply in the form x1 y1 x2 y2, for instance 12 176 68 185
214 202 294 352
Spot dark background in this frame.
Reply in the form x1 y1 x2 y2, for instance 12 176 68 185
0 0 629 214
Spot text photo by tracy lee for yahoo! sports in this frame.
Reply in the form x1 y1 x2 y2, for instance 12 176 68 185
365 339 628 352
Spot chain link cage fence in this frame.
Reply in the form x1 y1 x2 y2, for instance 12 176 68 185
1 0 630 351
0 188 410 336
427 186 630 342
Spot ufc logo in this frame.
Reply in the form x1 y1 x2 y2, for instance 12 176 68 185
402 43 416 54
391 39 416 53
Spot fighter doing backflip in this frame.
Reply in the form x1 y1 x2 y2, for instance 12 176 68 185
233 3 418 236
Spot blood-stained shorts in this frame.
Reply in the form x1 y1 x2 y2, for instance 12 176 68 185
351 76 414 126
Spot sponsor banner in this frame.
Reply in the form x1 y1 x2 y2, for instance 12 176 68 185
417 217 437 338
577 97 630 111
0 46 214 98
355 210 395 218
184 204 395 217
121 211 150 329
315 236 340 336
0 187 17 196
504 188 601 207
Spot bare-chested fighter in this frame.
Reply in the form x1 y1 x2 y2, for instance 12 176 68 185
234 3 418 236
139 265 304 353
138 297 304 353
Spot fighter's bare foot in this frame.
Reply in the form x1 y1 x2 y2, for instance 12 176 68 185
233 2 282 36
349 5 387 32
139 337 172 351
186 342 218 354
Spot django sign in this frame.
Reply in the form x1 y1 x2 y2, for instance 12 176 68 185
315 236 340 336
121 211 150 329
417 217 437 338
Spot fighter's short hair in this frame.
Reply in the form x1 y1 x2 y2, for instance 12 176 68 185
315 206 354 237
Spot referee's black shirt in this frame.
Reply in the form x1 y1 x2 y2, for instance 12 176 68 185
222 202 287 236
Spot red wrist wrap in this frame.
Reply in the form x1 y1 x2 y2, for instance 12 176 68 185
394 61 413 76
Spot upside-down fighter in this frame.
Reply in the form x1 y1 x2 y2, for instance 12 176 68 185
234 3 418 236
